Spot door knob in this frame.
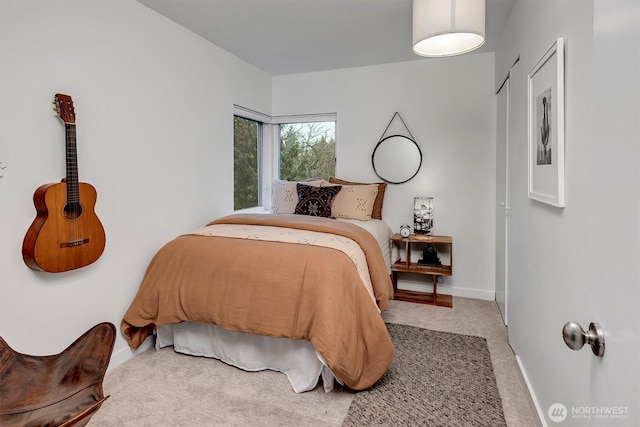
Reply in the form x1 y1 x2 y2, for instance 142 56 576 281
562 321 605 357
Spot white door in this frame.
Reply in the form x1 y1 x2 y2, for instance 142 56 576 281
549 2 639 424
583 0 639 422
495 77 510 325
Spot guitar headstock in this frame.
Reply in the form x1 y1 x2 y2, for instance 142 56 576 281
54 94 76 124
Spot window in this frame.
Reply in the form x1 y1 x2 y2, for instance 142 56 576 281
233 106 336 211
279 121 335 181
233 116 261 210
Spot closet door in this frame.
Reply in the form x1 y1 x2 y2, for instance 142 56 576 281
495 76 510 325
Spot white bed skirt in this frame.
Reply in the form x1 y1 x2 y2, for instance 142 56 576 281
156 322 339 393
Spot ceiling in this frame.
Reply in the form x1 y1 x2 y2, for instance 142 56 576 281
137 0 515 76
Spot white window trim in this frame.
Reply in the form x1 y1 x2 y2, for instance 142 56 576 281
233 105 337 212
270 112 337 124
233 105 271 123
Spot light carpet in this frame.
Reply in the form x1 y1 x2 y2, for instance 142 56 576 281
89 321 506 426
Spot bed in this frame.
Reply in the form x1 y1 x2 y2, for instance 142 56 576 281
121 178 395 392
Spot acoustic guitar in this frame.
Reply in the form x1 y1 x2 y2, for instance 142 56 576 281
22 94 106 273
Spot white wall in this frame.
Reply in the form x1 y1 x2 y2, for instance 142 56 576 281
0 0 271 365
273 54 497 300
496 0 595 418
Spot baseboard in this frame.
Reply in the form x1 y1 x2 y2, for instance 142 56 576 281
515 354 547 427
108 335 155 373
397 280 495 301
451 286 495 301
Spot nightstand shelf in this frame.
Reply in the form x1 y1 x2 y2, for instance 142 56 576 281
391 233 453 308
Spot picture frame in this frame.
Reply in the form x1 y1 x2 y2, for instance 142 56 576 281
527 37 565 207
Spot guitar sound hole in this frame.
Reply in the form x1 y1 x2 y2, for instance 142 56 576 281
64 203 83 221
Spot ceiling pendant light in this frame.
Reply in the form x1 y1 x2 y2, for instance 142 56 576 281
412 0 486 57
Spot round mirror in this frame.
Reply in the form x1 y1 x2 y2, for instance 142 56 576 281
371 135 422 184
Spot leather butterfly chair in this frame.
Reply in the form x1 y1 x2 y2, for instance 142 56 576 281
0 322 116 427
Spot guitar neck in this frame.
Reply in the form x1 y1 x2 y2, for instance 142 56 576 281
65 123 80 204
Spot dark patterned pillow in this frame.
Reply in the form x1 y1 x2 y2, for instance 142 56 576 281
295 183 342 217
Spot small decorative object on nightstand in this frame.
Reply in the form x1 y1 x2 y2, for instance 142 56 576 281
414 196 433 234
391 233 452 307
400 223 411 238
418 244 442 267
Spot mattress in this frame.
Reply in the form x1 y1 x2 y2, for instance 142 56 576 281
337 218 395 272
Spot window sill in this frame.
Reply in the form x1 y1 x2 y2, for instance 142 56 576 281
233 206 270 214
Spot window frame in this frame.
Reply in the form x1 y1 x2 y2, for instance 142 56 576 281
233 111 264 212
233 105 337 212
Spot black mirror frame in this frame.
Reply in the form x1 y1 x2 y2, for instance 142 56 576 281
371 134 423 184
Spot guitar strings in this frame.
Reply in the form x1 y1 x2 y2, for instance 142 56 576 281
67 123 79 244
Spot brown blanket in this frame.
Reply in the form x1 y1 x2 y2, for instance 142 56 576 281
122 214 394 390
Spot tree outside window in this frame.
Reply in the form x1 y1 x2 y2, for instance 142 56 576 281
234 116 259 210
233 114 336 211
280 121 335 181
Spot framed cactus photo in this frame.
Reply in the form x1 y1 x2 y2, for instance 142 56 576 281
528 37 565 208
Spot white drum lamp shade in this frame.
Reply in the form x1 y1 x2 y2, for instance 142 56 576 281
413 0 486 57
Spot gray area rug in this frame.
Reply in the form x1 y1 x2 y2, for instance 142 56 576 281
342 323 507 427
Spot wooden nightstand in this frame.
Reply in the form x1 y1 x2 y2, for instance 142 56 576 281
390 233 453 307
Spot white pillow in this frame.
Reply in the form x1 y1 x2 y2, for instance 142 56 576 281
324 183 379 220
271 179 323 214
